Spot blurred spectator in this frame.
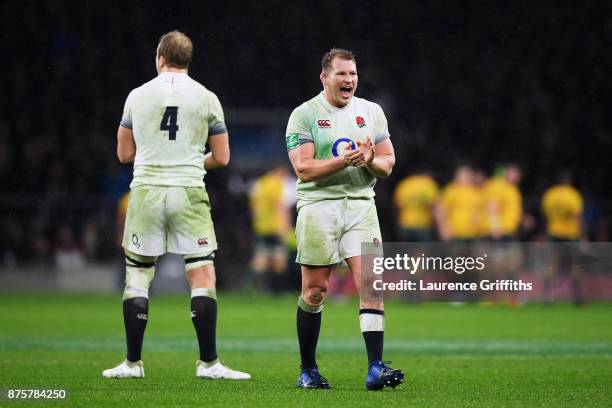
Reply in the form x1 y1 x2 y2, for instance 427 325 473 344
481 165 524 305
542 172 584 242
481 165 523 241
393 171 439 241
541 171 584 304
436 166 482 241
248 165 296 292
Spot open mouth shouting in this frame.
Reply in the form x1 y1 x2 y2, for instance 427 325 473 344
339 85 353 99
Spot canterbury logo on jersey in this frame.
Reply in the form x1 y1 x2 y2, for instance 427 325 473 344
317 119 331 128
197 237 209 246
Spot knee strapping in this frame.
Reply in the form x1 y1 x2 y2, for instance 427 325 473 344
191 288 217 300
298 295 324 313
123 250 156 300
184 252 215 271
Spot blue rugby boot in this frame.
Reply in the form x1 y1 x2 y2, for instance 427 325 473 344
297 367 331 389
365 360 404 391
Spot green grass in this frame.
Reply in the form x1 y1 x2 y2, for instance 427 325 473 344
1 293 611 407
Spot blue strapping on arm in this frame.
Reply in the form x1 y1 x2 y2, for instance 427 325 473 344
208 122 228 136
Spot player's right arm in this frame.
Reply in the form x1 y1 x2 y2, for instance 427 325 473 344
288 143 348 182
204 92 230 169
204 132 230 169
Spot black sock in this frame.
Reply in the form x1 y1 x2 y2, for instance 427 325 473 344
296 300 322 369
191 296 218 362
362 331 384 363
123 297 149 362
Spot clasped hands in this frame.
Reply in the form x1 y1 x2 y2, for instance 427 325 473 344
342 136 375 167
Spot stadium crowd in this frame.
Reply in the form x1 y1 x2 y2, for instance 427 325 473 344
0 2 609 282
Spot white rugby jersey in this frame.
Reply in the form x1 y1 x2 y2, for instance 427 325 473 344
286 92 390 207
120 72 226 188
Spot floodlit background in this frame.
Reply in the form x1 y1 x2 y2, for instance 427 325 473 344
0 1 609 293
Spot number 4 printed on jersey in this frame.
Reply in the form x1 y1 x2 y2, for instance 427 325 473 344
160 106 179 140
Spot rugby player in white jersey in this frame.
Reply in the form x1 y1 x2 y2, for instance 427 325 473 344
102 31 249 380
286 48 404 390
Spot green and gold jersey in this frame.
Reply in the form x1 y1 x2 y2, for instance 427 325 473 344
120 72 227 188
394 175 439 229
250 172 286 236
542 184 583 240
286 92 390 208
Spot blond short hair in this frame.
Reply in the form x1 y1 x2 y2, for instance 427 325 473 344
321 48 355 73
158 31 193 69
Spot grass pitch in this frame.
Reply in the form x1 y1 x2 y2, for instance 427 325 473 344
1 293 611 407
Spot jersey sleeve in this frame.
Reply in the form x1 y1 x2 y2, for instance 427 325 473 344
119 90 136 129
285 106 314 151
372 103 390 144
208 92 228 136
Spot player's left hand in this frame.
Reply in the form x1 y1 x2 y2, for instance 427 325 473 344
356 136 375 166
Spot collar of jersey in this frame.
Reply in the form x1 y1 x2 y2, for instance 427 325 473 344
158 71 189 78
319 91 354 113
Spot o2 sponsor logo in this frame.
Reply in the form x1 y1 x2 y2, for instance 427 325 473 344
131 234 141 249
331 138 356 157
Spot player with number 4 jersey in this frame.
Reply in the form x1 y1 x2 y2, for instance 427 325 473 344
103 30 249 381
121 64 226 189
